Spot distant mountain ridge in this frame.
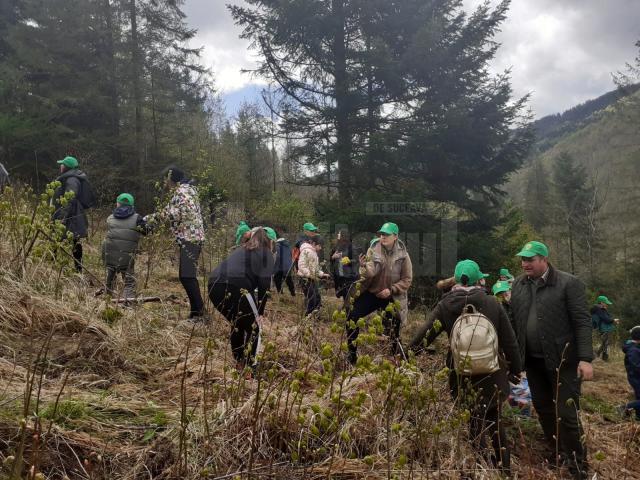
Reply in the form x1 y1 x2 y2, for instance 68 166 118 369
507 82 640 287
531 84 640 153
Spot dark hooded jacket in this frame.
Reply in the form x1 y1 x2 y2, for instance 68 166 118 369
52 169 91 238
409 287 522 400
209 246 274 315
102 206 148 269
624 340 640 397
510 265 593 369
591 305 615 333
274 238 293 274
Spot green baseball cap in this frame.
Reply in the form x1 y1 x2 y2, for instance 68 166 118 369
499 268 513 279
597 295 612 305
492 280 511 296
116 193 134 206
235 221 251 245
378 222 399 235
454 259 489 286
57 156 79 169
263 226 277 241
303 222 318 232
516 240 549 258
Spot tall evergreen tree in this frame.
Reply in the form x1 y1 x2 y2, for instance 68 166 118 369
230 0 533 215
523 158 550 231
552 152 596 275
0 0 213 204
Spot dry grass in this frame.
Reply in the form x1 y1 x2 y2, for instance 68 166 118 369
0 225 638 479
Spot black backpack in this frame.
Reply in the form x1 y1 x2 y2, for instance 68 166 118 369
76 176 96 209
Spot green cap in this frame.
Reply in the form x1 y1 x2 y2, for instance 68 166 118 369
492 280 511 296
454 259 489 286
116 193 134 206
597 295 612 305
516 240 549 258
378 222 399 235
235 221 251 245
499 268 513 279
57 156 79 169
263 226 277 241
303 222 318 232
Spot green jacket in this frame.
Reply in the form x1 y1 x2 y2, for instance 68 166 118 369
511 265 593 369
591 305 615 333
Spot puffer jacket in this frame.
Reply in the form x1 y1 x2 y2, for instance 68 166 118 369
51 169 90 238
102 206 146 269
297 242 326 280
358 238 412 322
624 340 640 397
511 265 593 369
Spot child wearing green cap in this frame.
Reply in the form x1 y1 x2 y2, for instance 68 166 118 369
102 193 148 298
591 294 618 361
235 221 251 247
297 235 330 316
493 280 515 330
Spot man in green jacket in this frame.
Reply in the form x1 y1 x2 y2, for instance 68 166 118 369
510 241 593 479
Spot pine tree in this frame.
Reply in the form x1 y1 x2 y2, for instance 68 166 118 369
230 0 533 216
523 158 550 231
552 152 598 275
0 0 214 204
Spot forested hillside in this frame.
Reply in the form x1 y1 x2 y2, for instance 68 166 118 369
509 83 640 325
531 84 640 153
1 1 640 478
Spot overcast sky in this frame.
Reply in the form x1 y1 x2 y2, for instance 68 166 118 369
183 0 640 119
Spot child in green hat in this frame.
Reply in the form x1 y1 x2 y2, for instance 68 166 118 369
102 193 148 299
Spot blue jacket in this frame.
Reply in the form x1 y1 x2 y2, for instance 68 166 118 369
274 239 293 274
623 340 640 397
591 305 615 333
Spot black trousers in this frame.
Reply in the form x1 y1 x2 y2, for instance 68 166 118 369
346 290 401 363
72 240 83 272
334 276 357 299
526 356 586 469
274 270 295 296
209 282 260 366
450 372 510 474
300 279 321 315
179 241 204 317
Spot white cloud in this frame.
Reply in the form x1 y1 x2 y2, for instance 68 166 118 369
183 0 265 93
185 0 640 117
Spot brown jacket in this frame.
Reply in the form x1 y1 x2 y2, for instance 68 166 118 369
359 239 413 320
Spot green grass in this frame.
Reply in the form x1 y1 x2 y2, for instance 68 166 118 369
581 393 620 421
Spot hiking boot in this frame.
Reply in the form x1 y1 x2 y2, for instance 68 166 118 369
188 314 210 324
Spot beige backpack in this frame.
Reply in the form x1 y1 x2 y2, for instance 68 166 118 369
450 304 500 375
